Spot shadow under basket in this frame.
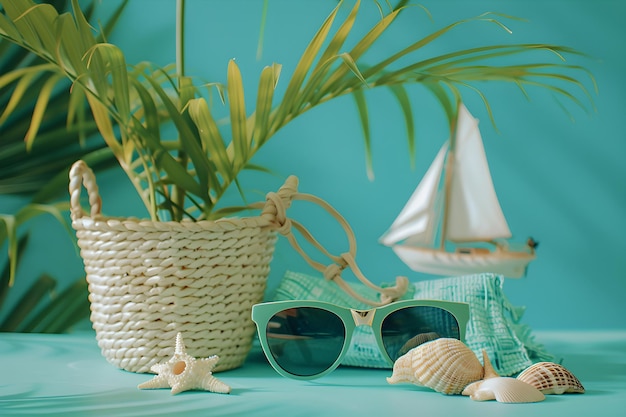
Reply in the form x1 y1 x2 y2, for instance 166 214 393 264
68 160 296 373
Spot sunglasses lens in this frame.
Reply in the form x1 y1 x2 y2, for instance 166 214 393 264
264 307 346 377
381 306 461 361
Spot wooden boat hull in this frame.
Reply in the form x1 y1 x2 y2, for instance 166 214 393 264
391 245 536 278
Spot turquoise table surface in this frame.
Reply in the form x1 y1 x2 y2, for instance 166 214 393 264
1 331 624 417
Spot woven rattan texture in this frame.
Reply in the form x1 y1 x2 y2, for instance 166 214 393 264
69 161 287 373
74 217 277 373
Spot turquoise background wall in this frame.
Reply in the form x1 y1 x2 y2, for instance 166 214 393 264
2 0 624 330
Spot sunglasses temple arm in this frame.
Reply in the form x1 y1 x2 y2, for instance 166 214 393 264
270 191 410 307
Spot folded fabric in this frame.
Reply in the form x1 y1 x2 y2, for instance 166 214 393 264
271 270 554 376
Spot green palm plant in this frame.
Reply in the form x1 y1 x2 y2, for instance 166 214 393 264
0 0 126 199
0 0 126 332
0 234 90 333
0 0 593 265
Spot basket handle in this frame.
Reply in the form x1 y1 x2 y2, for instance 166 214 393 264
69 160 103 222
258 176 409 307
68 163 408 306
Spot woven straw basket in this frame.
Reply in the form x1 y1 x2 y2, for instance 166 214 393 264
69 160 298 373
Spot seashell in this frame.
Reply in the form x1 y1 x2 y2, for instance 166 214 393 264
517 362 585 394
386 338 484 395
138 332 231 395
396 332 441 356
462 350 503 399
462 377 545 403
460 349 499 398
481 349 499 379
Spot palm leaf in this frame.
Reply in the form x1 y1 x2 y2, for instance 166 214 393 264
19 277 89 333
313 7 401 102
0 0 594 222
272 1 341 128
0 214 17 287
0 274 56 332
227 59 250 172
0 0 127 299
24 73 64 149
187 98 231 197
252 63 280 148
294 0 361 110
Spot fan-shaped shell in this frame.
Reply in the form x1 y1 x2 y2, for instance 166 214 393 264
517 362 585 394
463 377 545 403
386 338 484 395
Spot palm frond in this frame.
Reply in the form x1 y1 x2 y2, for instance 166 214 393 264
0 0 127 323
0 0 594 223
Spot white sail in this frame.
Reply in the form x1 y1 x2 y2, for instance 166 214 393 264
381 102 534 278
379 144 447 246
445 103 512 242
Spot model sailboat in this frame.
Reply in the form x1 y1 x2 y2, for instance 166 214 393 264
380 103 536 278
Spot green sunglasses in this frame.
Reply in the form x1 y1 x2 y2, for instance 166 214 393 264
251 299 470 380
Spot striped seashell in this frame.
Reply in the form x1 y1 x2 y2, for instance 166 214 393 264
517 362 585 394
462 377 545 403
386 338 484 395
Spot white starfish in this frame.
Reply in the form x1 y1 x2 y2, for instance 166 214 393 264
138 332 231 395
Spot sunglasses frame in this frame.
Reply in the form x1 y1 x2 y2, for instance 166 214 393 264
251 299 470 380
